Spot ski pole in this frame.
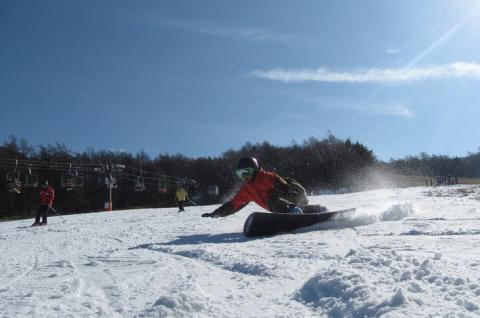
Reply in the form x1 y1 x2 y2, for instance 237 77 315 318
188 198 198 206
48 206 65 221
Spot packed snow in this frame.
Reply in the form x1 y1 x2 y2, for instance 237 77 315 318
1 185 480 317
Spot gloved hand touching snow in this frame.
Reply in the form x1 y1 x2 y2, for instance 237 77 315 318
201 202 239 218
201 212 219 218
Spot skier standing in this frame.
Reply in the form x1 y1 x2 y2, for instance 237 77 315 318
202 157 325 218
175 186 188 212
32 180 55 226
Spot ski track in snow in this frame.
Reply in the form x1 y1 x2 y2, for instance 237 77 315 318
1 185 480 317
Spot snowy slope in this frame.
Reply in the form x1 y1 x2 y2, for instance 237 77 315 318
1 185 480 318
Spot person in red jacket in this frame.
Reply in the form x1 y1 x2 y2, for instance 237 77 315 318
32 180 55 226
202 157 326 218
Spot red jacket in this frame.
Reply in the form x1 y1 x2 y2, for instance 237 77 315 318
39 186 55 206
230 168 284 211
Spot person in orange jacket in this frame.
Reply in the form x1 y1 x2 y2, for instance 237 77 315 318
202 157 325 218
32 180 55 226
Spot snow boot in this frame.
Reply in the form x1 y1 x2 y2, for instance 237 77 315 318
288 206 303 214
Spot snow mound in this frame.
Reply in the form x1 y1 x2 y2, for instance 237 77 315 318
380 203 415 221
311 202 417 232
296 269 406 317
136 293 210 318
344 213 377 227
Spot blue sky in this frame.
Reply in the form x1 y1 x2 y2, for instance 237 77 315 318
1 0 480 160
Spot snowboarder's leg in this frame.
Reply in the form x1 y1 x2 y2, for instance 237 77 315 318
268 197 303 214
284 179 327 213
269 180 310 213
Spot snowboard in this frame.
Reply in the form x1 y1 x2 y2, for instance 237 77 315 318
243 208 355 237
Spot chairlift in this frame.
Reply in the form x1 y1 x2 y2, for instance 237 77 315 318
74 168 84 188
24 164 38 188
103 163 122 189
158 184 168 193
105 175 118 189
61 164 81 191
134 170 146 192
207 185 219 196
61 173 75 191
6 160 22 193
24 174 38 188
157 176 168 193
134 177 146 192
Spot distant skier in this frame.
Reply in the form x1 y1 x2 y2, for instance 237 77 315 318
32 180 55 226
175 186 188 212
202 157 325 218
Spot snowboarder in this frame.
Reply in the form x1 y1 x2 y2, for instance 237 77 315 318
32 180 55 226
202 157 325 218
175 186 188 212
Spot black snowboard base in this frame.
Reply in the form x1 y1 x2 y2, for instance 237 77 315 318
243 208 356 237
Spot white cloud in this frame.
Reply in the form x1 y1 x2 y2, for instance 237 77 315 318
298 95 414 119
151 17 296 44
356 103 414 118
251 62 480 83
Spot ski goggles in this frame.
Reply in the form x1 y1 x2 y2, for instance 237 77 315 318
235 167 255 180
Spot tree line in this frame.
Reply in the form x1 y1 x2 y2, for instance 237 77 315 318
388 151 480 178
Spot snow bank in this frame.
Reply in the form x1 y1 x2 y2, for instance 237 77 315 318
1 185 480 317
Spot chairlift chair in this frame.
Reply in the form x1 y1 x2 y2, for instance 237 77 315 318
207 185 219 196
6 171 22 193
105 175 118 189
24 174 39 188
6 160 22 193
74 176 84 188
74 168 84 188
61 173 75 191
158 184 168 193
157 176 168 193
134 176 146 192
24 165 38 188
61 164 75 190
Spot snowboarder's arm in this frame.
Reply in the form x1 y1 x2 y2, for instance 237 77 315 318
201 201 247 218
274 176 289 193
202 185 250 218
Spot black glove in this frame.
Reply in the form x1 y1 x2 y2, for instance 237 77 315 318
202 212 219 218
202 202 238 218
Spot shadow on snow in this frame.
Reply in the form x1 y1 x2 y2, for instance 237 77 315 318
129 232 248 249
